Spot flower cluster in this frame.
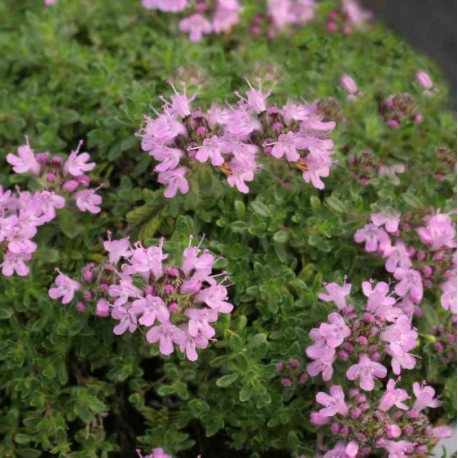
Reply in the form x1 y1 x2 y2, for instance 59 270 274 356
250 0 317 38
137 80 336 197
326 0 372 35
355 211 457 316
306 279 418 389
49 235 233 361
136 448 172 458
1 140 101 277
348 151 405 186
0 186 64 277
6 139 102 214
276 358 308 386
141 0 240 42
380 93 422 129
312 381 452 457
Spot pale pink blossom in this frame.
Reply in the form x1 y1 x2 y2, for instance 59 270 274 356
316 385 349 417
346 353 387 391
49 271 81 304
179 14 213 42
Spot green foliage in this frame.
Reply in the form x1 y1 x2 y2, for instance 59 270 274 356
0 0 456 457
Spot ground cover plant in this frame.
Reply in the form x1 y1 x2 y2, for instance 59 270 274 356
0 0 456 457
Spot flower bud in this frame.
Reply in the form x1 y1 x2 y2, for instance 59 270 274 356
62 180 79 192
281 377 292 387
386 424 402 438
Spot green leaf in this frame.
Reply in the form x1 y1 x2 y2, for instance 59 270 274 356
250 200 270 218
0 307 13 319
216 373 239 388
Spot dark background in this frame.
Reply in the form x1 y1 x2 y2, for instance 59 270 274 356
362 0 457 95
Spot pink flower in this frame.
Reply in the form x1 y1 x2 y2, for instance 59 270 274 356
1 251 32 277
342 0 372 28
432 426 453 438
319 313 351 348
103 237 131 264
109 275 142 307
179 333 209 361
306 328 336 361
158 167 189 198
412 382 441 412
212 0 240 34
417 213 456 251
318 281 352 310
143 114 186 144
362 281 401 322
381 440 415 458
323 441 359 458
7 144 41 175
141 0 188 12
393 268 423 304
340 75 358 97
96 299 111 317
179 14 213 42
195 285 233 313
194 136 225 166
223 108 261 138
354 223 390 252
307 356 335 381
227 158 256 194
153 147 184 172
346 353 387 391
63 142 95 177
182 245 215 276
127 241 168 279
378 379 410 411
316 385 349 417
301 152 332 190
185 308 217 339
416 71 434 91
131 295 170 327
440 278 457 314
146 321 186 355
381 241 412 273
49 271 81 304
112 305 138 335
371 211 400 233
381 315 417 358
75 189 102 214
268 0 295 29
269 131 301 162
293 0 316 24
244 79 271 114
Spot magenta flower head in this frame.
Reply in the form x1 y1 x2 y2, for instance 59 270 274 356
138 81 336 198
48 235 233 362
